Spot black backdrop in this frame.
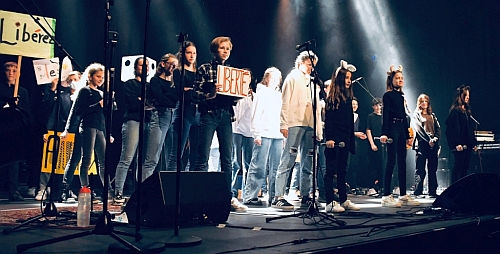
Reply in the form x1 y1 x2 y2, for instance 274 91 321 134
2 0 499 177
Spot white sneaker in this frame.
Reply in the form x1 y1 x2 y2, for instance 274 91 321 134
35 188 49 201
399 194 420 206
366 188 377 196
231 197 248 213
325 201 345 213
27 187 36 197
381 195 402 208
341 200 360 211
286 190 300 201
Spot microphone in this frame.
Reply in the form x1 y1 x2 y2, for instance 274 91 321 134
374 137 393 143
469 115 480 125
320 141 345 147
451 145 467 152
351 77 363 84
296 40 314 51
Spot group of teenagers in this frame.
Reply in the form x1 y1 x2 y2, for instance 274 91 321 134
2 35 478 215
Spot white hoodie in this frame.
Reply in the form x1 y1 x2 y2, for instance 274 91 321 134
280 69 323 140
251 83 284 140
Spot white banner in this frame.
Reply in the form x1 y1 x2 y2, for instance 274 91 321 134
0 10 56 59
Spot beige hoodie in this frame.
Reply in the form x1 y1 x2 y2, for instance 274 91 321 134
280 68 323 140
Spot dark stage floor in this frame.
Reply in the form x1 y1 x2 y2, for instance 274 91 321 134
1 194 500 254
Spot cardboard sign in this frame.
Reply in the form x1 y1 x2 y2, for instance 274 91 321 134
41 131 97 175
32 58 58 85
0 10 56 59
216 65 251 98
120 55 156 82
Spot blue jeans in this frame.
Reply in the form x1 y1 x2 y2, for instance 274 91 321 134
274 126 314 198
317 141 326 199
231 133 253 199
193 109 233 193
114 120 151 194
243 137 283 203
167 109 200 171
143 109 174 181
79 127 106 188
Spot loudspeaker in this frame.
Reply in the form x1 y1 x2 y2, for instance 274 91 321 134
124 171 231 227
433 173 500 214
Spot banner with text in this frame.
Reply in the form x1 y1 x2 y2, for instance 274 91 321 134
41 131 97 175
217 65 251 98
0 10 56 59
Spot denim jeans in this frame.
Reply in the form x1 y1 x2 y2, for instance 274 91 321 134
143 109 174 181
79 127 106 188
243 137 283 203
193 109 233 193
274 126 314 198
231 133 253 199
167 109 200 171
62 131 82 187
317 142 326 199
114 120 151 194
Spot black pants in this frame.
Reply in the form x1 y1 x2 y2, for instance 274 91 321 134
383 121 407 196
324 146 349 204
414 142 438 195
451 149 472 184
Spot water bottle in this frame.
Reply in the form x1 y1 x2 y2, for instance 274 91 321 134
77 186 91 227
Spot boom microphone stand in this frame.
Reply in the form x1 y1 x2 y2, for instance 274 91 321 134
16 1 163 253
266 43 343 226
164 33 203 248
3 0 83 235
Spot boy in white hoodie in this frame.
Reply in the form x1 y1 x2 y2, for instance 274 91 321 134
271 51 323 210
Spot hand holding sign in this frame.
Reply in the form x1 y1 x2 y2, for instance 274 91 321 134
216 65 251 98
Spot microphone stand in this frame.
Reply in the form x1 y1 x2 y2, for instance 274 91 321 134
4 0 82 235
164 33 202 248
266 45 343 226
16 1 160 253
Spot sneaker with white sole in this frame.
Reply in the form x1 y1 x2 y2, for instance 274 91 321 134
286 191 300 201
381 194 402 208
341 200 360 211
35 189 49 201
113 192 126 204
325 201 345 213
271 198 295 211
366 188 378 196
231 197 248 212
399 194 420 206
27 187 36 197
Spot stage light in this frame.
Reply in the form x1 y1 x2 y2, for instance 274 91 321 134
350 0 416 110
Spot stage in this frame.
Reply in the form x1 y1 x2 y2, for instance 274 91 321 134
1 194 499 254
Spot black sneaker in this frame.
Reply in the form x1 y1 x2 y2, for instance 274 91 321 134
9 191 25 201
301 197 323 208
113 193 126 204
243 198 263 206
271 198 294 211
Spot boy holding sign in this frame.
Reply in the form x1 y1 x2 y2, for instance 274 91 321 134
192 36 247 212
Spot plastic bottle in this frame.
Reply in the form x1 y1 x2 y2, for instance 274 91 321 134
77 186 91 227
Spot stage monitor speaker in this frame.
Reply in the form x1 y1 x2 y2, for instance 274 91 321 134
123 171 231 227
432 173 500 214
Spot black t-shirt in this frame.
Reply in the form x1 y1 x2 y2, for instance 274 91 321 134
366 112 382 137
